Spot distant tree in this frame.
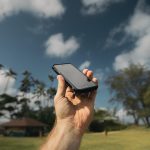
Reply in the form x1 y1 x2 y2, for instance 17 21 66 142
33 73 56 108
34 80 47 108
89 108 124 132
19 70 34 93
141 86 150 126
94 109 111 120
0 64 4 69
0 65 17 94
0 65 56 129
106 64 150 127
33 75 56 126
0 94 17 118
48 74 54 83
0 65 17 119
16 70 34 118
47 73 56 104
3 69 17 93
36 106 55 130
47 87 56 103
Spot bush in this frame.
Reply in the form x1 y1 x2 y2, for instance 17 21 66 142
89 119 127 132
89 120 105 132
104 120 127 131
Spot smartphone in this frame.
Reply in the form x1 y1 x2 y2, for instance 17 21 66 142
52 63 98 93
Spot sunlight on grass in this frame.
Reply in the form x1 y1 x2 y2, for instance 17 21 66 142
0 128 150 150
80 128 150 150
0 137 44 150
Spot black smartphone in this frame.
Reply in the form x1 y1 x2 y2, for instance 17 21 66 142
52 63 98 93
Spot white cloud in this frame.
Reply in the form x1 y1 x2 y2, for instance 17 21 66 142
94 67 110 81
116 108 133 123
18 92 50 110
81 0 124 15
0 0 65 21
95 107 107 112
45 33 80 58
113 1 150 70
0 116 10 124
104 23 126 48
0 69 17 96
79 60 91 70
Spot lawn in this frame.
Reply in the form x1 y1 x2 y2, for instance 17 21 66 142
0 128 150 150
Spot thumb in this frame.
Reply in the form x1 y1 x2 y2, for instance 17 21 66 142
56 75 66 97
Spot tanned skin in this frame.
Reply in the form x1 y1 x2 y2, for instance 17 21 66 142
40 69 98 150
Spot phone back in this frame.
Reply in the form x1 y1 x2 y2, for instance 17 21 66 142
52 63 98 92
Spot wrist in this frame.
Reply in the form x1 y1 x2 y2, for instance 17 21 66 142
43 120 83 150
41 119 83 150
56 119 84 138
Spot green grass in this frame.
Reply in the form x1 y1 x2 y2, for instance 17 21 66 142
80 128 150 150
0 128 150 150
0 136 44 150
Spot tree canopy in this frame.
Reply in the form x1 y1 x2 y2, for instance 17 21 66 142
0 64 56 129
106 64 150 127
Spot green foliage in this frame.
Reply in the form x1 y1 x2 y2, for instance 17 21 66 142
106 64 150 126
89 120 105 132
89 108 126 132
5 69 17 79
0 64 4 69
0 63 56 128
47 87 56 99
0 94 17 118
89 119 126 132
104 120 127 131
93 109 110 120
36 106 56 130
19 70 34 93
0 65 17 93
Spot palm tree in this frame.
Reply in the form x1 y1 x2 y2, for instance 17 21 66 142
0 64 4 69
47 74 56 105
0 94 18 118
17 70 34 117
0 64 17 94
48 74 54 87
47 87 56 103
3 69 17 93
19 70 33 93
0 64 17 119
34 80 47 108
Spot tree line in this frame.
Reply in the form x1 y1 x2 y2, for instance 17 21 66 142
0 64 56 129
0 63 150 130
106 64 150 127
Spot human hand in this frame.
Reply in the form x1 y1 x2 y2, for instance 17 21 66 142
54 69 98 135
40 69 98 150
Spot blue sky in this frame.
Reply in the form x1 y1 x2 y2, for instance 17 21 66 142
0 0 150 113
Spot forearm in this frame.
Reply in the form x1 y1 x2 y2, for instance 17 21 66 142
40 120 83 150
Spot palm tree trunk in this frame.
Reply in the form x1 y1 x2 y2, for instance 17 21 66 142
3 77 10 94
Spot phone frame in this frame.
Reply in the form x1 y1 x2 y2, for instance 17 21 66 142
52 63 98 93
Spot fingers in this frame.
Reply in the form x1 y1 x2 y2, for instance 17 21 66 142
92 77 98 85
66 86 74 93
82 69 99 103
83 69 88 74
87 70 93 80
83 69 93 80
66 86 75 100
55 75 67 98
90 78 98 101
83 69 98 85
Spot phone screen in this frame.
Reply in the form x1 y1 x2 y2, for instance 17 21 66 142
53 64 97 91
